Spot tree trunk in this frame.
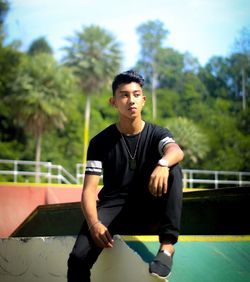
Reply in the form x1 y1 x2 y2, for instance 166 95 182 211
83 94 91 164
242 67 247 110
152 69 157 120
35 133 42 183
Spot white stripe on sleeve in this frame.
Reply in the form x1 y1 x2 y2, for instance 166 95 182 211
158 137 175 155
85 160 102 175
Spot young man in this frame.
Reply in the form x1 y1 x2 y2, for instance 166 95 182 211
67 70 184 281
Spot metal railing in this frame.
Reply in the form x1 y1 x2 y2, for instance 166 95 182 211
182 169 250 189
0 159 78 184
76 163 250 189
1 159 250 188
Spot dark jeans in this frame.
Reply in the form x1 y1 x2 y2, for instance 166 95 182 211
67 165 183 282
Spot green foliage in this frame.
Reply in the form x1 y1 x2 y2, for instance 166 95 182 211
156 88 180 119
0 140 24 159
191 98 250 171
5 53 76 164
9 54 74 134
156 48 184 89
0 44 26 156
136 19 170 120
237 108 250 135
166 117 209 168
27 36 53 56
63 24 122 162
0 44 23 98
63 24 122 94
136 19 169 87
137 20 168 63
0 17 249 173
0 0 9 41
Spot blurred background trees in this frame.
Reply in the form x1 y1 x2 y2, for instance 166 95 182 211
27 36 53 56
62 25 122 162
136 20 169 120
0 2 249 173
6 53 75 181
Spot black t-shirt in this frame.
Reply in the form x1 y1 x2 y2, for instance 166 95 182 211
85 122 175 202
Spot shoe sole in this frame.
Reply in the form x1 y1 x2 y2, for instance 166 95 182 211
150 271 171 281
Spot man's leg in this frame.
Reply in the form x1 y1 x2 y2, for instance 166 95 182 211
159 164 183 245
67 200 125 282
67 221 102 282
149 164 183 279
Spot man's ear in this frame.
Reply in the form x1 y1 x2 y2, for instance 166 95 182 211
109 97 116 107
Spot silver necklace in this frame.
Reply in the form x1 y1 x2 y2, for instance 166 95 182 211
120 132 142 170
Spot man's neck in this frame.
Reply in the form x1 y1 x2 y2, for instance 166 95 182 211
117 118 145 136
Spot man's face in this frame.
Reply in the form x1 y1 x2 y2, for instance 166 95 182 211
110 82 146 119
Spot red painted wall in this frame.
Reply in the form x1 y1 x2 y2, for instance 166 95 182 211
0 184 82 238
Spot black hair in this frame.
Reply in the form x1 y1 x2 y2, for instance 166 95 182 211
112 70 144 95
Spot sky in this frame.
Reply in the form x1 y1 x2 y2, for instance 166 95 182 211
4 0 250 70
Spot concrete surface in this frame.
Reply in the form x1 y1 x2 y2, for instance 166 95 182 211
0 235 163 282
1 235 250 282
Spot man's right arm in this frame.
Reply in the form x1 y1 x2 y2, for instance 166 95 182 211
81 174 113 248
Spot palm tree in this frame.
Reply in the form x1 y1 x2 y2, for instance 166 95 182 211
9 53 75 182
136 20 169 120
63 24 122 163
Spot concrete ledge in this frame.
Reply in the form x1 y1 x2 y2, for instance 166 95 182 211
1 235 250 282
92 235 163 282
0 236 75 282
0 236 163 282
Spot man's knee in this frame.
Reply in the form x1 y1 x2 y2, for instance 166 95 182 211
169 164 183 189
169 164 182 178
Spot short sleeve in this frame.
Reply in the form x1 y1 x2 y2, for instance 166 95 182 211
85 138 103 176
156 127 176 156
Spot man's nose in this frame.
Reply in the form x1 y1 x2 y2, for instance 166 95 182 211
128 95 135 104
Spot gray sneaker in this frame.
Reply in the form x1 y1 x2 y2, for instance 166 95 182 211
149 250 173 280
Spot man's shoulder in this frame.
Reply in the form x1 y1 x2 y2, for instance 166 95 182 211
145 122 166 132
91 124 117 142
144 121 173 138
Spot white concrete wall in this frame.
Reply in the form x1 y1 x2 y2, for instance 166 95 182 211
0 235 162 282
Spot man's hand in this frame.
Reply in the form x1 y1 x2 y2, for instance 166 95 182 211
90 222 114 248
149 166 170 197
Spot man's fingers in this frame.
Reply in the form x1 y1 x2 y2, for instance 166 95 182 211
149 174 158 196
148 178 154 194
100 236 109 247
102 230 113 248
91 223 113 248
149 175 164 197
157 177 164 196
99 231 113 248
149 166 169 197
106 230 114 245
163 180 168 194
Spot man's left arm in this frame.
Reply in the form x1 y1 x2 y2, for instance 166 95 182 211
149 143 184 197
